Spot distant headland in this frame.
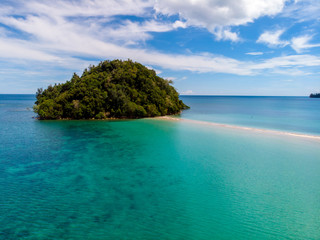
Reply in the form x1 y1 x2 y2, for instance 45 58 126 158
310 93 320 98
33 59 189 120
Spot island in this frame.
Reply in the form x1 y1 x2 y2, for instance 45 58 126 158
310 93 320 98
33 59 189 120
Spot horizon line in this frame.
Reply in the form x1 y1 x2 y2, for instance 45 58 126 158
0 93 311 97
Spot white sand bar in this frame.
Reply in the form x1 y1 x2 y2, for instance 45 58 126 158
155 116 320 141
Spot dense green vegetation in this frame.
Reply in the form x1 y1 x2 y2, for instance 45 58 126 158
34 59 189 119
310 93 320 98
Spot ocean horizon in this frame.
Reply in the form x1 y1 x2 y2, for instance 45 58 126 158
1 94 320 239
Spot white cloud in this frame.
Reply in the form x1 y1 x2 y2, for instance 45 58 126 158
25 0 153 18
257 29 289 47
0 0 320 81
0 32 253 75
282 0 320 22
291 35 320 53
246 52 264 55
155 0 288 40
1 18 320 78
155 0 288 27
214 28 240 42
251 54 320 70
0 10 175 46
173 20 187 29
0 2 253 76
0 38 61 62
103 20 177 44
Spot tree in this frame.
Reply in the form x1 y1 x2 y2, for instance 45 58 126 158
34 59 189 119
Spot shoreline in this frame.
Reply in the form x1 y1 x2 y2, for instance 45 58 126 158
155 116 320 141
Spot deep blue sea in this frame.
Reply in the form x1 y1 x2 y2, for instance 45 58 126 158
1 94 320 239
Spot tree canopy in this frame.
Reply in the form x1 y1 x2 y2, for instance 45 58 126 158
34 59 189 119
310 93 320 98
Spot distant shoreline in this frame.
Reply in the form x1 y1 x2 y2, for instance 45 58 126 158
155 116 320 141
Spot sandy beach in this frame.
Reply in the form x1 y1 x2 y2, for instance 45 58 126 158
155 116 320 141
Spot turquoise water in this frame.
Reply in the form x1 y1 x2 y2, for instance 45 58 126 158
1 95 320 239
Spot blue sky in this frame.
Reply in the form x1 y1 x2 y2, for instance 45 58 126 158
0 0 320 95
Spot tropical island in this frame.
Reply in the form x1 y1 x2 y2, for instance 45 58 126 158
310 93 320 98
33 60 189 120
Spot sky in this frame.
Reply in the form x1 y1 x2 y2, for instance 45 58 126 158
0 0 320 95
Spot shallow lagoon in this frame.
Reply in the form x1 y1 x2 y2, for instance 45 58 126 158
1 95 320 239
